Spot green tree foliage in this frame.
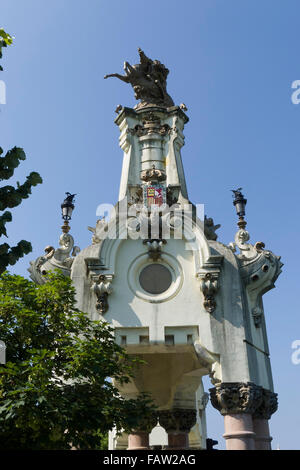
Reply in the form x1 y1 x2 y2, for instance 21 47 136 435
0 28 13 69
0 29 42 273
0 272 155 450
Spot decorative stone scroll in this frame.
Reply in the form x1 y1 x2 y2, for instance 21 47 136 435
158 409 197 434
209 382 264 416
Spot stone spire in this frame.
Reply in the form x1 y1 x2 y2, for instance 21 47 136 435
105 49 189 206
115 106 189 203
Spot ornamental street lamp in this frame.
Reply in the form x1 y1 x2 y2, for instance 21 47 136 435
231 188 247 229
61 192 76 233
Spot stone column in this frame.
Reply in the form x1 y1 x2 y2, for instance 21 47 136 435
127 431 151 450
210 382 263 450
127 414 158 450
252 389 278 450
158 409 197 450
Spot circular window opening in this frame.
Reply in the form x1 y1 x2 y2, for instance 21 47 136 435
139 264 172 294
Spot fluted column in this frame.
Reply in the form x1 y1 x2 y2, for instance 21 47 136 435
210 382 263 450
127 414 158 450
158 409 197 450
252 389 278 450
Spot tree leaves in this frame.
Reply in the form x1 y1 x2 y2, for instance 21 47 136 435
0 272 155 449
0 151 42 272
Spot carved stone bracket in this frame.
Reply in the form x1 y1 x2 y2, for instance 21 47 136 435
91 274 113 314
253 389 278 420
158 409 197 434
198 273 219 313
209 382 264 416
252 305 263 327
141 164 166 182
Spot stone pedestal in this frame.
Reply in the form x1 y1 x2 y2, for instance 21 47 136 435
223 413 255 450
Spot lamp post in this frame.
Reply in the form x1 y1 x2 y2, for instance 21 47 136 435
232 188 247 230
61 192 76 233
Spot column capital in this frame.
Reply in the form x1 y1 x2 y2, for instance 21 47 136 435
158 408 197 434
209 382 263 415
253 389 278 420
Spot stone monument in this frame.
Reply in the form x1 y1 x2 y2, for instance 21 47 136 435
29 49 282 450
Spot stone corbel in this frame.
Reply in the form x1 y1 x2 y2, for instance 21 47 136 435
91 274 113 315
198 272 219 314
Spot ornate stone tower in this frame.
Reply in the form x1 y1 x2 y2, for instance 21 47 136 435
29 49 283 450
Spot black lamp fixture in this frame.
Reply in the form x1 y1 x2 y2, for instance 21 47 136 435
231 188 247 229
61 192 76 232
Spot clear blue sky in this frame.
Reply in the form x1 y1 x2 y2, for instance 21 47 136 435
1 0 300 449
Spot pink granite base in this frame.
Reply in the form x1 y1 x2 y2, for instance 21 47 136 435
253 418 272 450
223 413 256 450
167 432 189 450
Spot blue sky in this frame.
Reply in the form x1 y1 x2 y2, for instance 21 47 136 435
1 0 300 449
